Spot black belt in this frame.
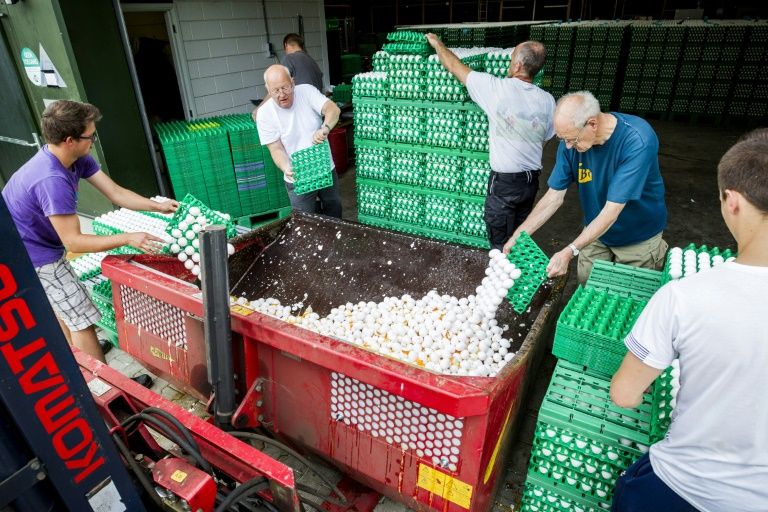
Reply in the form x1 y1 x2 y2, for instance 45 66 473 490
491 169 541 183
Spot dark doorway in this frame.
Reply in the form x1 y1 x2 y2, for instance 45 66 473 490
123 11 184 124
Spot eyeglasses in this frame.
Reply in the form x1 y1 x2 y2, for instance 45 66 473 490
558 124 585 147
77 132 98 142
269 85 293 97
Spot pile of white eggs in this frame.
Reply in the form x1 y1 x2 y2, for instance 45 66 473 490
233 249 523 377
168 206 235 277
667 246 733 280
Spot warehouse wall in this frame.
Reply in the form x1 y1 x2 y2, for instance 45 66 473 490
174 0 329 118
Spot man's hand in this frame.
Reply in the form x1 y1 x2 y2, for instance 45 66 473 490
283 166 295 179
126 232 165 254
502 232 522 255
155 199 179 213
313 127 329 144
425 33 443 50
546 247 573 278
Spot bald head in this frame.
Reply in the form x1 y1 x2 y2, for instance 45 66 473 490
511 41 546 79
554 91 601 131
264 64 292 87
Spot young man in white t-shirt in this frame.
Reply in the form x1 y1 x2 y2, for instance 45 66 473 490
255 65 342 217
610 130 768 512
425 34 555 250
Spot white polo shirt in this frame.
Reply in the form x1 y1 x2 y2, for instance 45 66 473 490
256 84 334 183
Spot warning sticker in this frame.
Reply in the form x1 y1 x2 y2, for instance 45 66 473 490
417 464 473 509
87 479 126 512
230 304 254 316
171 470 188 483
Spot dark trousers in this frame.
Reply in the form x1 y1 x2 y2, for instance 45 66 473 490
611 453 699 512
285 170 343 218
484 170 540 250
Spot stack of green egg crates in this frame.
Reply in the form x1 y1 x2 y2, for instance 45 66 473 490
355 31 517 248
91 279 118 346
568 21 629 109
522 360 663 512
620 21 685 114
520 260 675 512
291 141 333 195
530 23 573 98
156 115 290 225
215 115 289 216
730 20 768 118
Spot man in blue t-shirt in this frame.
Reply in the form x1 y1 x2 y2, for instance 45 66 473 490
503 91 668 283
2 100 177 378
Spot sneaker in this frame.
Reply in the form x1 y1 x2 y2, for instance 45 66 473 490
99 338 113 356
131 374 154 388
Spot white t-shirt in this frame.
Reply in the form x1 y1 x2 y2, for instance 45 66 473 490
256 84 334 183
625 262 768 512
465 71 555 174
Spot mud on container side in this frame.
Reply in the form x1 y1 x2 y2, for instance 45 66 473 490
103 212 565 512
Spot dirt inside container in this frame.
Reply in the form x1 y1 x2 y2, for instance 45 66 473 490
227 212 552 352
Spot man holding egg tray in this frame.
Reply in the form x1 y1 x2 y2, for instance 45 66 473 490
1 100 177 381
504 91 668 283
425 33 556 251
609 130 768 512
256 64 342 217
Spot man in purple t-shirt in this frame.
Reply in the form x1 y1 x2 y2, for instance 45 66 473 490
1 100 177 374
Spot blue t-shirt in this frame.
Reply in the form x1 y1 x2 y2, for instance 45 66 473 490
1 146 100 267
548 112 667 247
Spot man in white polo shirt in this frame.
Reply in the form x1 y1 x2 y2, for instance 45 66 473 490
425 34 555 250
255 64 342 218
610 130 768 512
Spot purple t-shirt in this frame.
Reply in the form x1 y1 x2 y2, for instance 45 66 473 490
1 146 100 267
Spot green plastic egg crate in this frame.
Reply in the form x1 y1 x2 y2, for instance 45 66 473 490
165 193 237 239
290 140 333 195
553 286 648 376
506 231 550 314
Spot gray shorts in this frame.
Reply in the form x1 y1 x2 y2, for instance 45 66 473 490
35 257 101 332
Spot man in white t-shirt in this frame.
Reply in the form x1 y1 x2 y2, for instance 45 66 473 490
256 65 342 217
610 130 768 512
425 34 555 250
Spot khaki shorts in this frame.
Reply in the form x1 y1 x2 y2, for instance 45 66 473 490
577 232 668 284
35 257 101 331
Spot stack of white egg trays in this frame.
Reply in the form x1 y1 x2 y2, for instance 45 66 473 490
664 244 735 281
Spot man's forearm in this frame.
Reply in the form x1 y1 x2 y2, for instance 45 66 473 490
514 189 565 238
568 203 623 250
434 43 465 82
111 187 162 212
66 233 133 254
269 146 292 174
322 108 340 131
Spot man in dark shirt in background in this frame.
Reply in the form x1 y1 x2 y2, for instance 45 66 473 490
282 33 324 92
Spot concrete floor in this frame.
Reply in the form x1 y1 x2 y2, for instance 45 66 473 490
105 117 748 510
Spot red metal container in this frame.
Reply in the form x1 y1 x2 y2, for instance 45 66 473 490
328 126 348 174
103 216 563 512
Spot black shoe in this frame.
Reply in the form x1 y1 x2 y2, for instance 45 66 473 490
99 338 113 356
131 374 154 388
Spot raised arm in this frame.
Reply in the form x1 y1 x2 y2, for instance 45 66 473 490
425 33 471 85
87 171 178 213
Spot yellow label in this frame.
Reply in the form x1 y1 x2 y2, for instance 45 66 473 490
483 404 514 484
150 346 174 362
577 162 592 184
230 304 255 316
171 470 187 483
417 464 473 509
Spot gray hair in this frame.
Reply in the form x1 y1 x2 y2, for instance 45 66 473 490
556 91 601 128
512 41 546 79
263 64 292 87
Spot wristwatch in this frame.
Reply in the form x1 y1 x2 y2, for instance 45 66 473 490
568 243 580 256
